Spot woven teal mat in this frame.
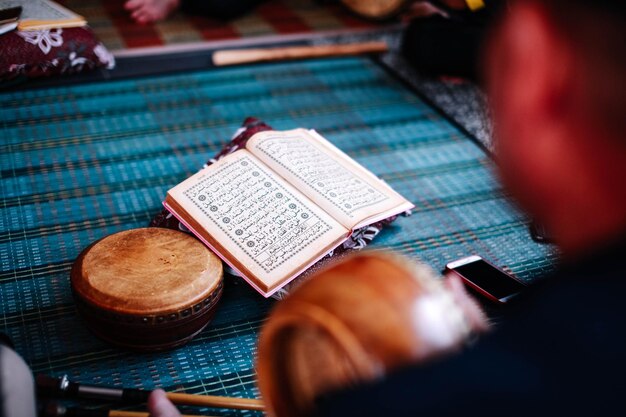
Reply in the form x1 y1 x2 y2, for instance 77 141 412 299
0 57 555 415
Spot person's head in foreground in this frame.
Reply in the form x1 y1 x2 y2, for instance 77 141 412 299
487 0 626 255
147 1 626 416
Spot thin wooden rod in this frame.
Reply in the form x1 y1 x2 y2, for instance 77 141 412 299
166 392 265 411
212 41 389 66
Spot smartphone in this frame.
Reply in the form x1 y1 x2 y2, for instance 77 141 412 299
445 255 526 304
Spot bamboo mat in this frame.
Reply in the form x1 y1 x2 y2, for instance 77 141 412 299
0 56 555 415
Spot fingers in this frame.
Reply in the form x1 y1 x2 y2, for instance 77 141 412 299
133 8 152 24
124 0 144 11
126 0 152 23
148 389 181 417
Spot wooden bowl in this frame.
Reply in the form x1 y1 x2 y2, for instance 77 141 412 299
257 251 479 417
341 0 407 20
71 228 223 351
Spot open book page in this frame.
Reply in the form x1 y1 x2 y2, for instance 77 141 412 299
247 129 414 230
165 150 348 296
0 0 86 30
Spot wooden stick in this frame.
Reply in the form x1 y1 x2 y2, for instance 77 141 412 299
212 41 389 66
166 392 265 411
37 375 264 413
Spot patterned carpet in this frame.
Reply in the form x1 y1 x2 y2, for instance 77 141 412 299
0 56 555 415
61 0 381 50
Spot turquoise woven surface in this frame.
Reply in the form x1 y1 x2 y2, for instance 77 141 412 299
0 57 555 415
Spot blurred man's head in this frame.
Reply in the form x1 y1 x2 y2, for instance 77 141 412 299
486 0 626 256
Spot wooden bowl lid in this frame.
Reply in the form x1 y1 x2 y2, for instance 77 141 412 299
340 0 407 20
71 228 222 315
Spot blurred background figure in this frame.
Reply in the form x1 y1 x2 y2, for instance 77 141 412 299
122 0 491 27
402 0 505 79
124 0 268 24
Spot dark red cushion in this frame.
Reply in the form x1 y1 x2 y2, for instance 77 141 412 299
0 26 114 81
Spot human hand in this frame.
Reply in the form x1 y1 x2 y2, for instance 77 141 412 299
148 389 181 417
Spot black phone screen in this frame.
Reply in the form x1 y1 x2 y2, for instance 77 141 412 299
453 259 525 299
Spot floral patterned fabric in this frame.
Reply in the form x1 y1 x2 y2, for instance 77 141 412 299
0 27 114 81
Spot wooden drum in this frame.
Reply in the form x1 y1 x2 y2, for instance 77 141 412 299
71 228 223 351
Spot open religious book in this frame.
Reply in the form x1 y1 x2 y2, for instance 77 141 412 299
164 129 414 297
